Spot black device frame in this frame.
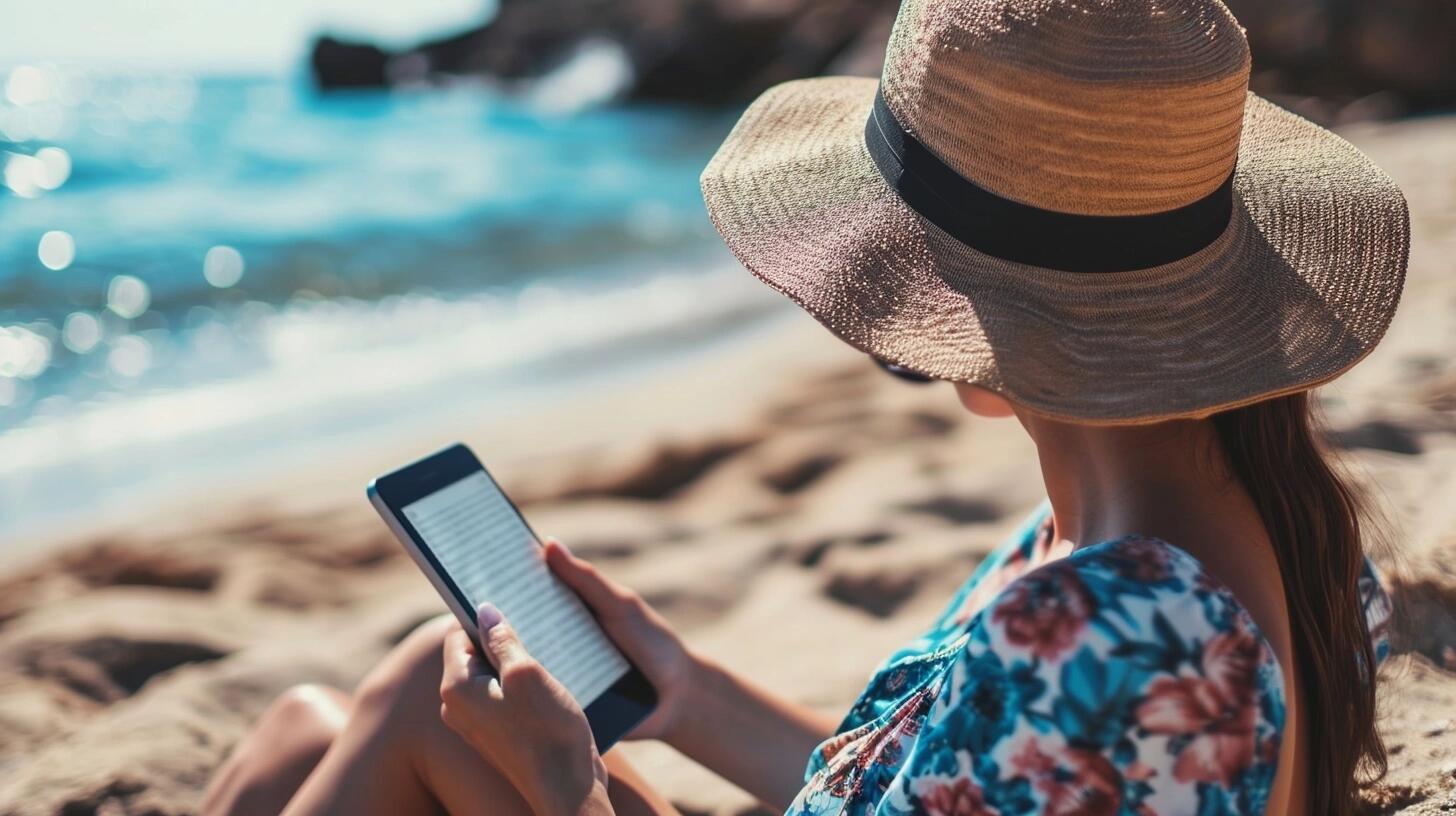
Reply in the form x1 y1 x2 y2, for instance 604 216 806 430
367 443 657 751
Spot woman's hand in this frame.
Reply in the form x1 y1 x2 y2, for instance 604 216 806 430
548 540 838 810
543 539 698 744
439 604 612 816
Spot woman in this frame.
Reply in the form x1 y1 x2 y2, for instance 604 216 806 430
203 0 1408 813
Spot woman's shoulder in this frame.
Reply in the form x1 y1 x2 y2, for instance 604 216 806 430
893 537 1287 815
967 510 1392 667
977 535 1282 673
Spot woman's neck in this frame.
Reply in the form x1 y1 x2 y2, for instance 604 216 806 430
1016 410 1265 553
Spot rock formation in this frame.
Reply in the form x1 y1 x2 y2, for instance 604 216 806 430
307 0 1456 118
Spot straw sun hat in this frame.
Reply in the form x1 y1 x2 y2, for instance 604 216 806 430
701 0 1410 424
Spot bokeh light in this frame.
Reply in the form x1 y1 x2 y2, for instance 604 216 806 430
34 147 71 190
191 321 231 361
4 154 43 198
5 65 52 106
38 230 75 270
106 275 151 319
0 325 53 379
203 245 245 288
107 334 152 378
62 312 102 354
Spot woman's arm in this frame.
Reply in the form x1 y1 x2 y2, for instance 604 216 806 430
545 541 836 808
665 653 837 809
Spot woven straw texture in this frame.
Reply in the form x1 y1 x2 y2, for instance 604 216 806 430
701 0 1409 425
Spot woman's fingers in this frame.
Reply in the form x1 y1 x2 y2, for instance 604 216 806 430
476 602 533 677
443 624 473 678
440 622 498 738
544 539 631 614
443 624 492 680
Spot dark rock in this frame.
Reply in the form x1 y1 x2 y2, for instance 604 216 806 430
309 36 390 90
309 0 895 103
1225 0 1456 117
307 0 1456 117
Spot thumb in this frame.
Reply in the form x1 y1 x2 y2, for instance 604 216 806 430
476 602 530 674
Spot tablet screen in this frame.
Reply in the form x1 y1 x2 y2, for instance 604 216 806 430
401 471 631 706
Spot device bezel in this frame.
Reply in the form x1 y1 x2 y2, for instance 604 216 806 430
367 443 657 750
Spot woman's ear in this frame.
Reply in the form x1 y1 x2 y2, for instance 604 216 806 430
953 383 1017 418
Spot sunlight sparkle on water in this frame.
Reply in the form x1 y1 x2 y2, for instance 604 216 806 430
107 335 152 379
106 275 150 319
2 147 69 196
34 147 71 190
62 312 102 354
0 326 53 380
38 230 75 270
5 65 52 107
203 245 245 288
4 153 42 198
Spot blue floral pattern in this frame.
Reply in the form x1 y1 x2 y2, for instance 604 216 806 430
789 502 1392 816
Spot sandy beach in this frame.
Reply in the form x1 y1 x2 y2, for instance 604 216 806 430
2 114 1455 816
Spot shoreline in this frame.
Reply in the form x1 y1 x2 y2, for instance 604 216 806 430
1 277 794 565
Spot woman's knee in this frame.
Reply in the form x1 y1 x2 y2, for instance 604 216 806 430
201 684 350 816
269 683 350 736
354 615 455 717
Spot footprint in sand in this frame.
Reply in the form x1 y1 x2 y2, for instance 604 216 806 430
17 635 230 703
1326 419 1424 455
59 542 221 592
761 453 842 495
898 495 1001 525
822 569 924 619
1387 577 1456 669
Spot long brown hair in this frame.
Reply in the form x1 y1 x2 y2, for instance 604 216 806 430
1212 392 1384 814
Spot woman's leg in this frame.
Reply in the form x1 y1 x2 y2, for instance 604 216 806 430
201 683 351 816
267 615 675 816
279 616 520 815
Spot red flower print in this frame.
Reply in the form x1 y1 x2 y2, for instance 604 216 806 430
1124 760 1156 782
953 516 1074 626
1202 625 1261 702
1258 733 1280 765
1112 537 1172 582
1010 738 1122 816
917 778 1000 816
991 564 1096 660
957 568 1016 626
820 685 937 802
1135 626 1263 786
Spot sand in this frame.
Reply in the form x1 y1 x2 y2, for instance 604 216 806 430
2 116 1456 816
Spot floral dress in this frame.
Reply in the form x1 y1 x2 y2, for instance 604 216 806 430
788 502 1393 816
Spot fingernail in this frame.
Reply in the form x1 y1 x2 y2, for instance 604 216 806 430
477 602 502 634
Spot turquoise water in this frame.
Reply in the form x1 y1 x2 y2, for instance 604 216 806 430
0 71 782 538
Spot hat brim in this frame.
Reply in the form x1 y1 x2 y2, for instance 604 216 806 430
701 77 1409 424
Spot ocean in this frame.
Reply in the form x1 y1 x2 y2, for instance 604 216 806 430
0 70 786 541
